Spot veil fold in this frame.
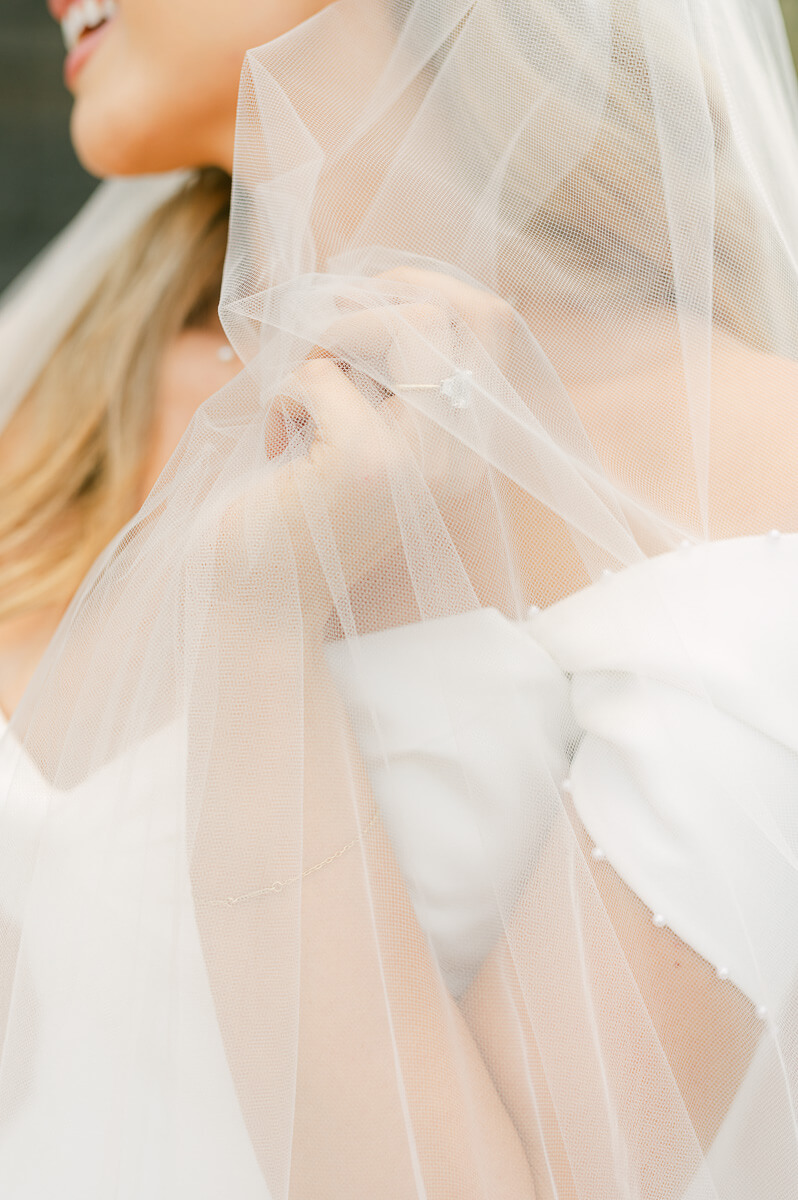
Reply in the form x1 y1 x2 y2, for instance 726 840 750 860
2 1 798 1195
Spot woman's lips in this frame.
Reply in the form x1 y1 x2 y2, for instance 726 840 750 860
47 0 73 20
63 19 113 88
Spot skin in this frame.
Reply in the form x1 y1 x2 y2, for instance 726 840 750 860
3 5 541 1195
68 0 332 176
2 0 795 1190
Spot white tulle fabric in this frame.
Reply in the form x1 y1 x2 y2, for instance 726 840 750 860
331 532 798 1016
2 0 798 1195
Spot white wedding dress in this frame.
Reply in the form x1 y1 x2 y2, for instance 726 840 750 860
0 530 796 1197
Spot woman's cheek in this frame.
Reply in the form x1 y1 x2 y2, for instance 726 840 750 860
63 2 234 176
62 0 335 176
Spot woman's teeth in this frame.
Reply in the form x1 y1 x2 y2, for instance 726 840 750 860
61 0 117 54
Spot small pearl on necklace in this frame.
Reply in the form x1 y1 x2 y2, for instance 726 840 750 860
768 529 781 543
652 913 667 928
756 1004 769 1020
591 846 606 861
217 343 235 363
561 778 574 795
716 966 730 981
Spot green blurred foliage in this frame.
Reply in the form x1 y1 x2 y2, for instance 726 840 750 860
783 0 798 66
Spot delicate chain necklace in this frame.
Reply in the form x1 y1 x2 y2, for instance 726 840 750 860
202 809 379 907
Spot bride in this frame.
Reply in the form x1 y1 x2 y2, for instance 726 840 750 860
1 0 797 1195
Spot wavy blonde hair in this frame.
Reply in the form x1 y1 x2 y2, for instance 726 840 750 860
2 2 791 624
0 168 231 625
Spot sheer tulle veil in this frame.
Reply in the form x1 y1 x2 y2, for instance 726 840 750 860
2 0 798 1195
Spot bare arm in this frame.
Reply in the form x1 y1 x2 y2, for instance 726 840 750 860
192 639 535 1198
459 807 761 1199
186 339 536 1197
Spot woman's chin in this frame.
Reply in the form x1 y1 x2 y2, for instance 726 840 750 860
69 91 190 179
70 98 233 179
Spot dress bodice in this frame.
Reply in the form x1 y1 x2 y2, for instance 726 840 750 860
1 531 797 1196
328 532 798 1013
0 714 268 1197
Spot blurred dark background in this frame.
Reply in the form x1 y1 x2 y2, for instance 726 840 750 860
1 0 97 293
3 0 798 294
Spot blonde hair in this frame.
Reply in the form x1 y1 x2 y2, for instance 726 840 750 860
2 2 791 624
0 167 231 624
